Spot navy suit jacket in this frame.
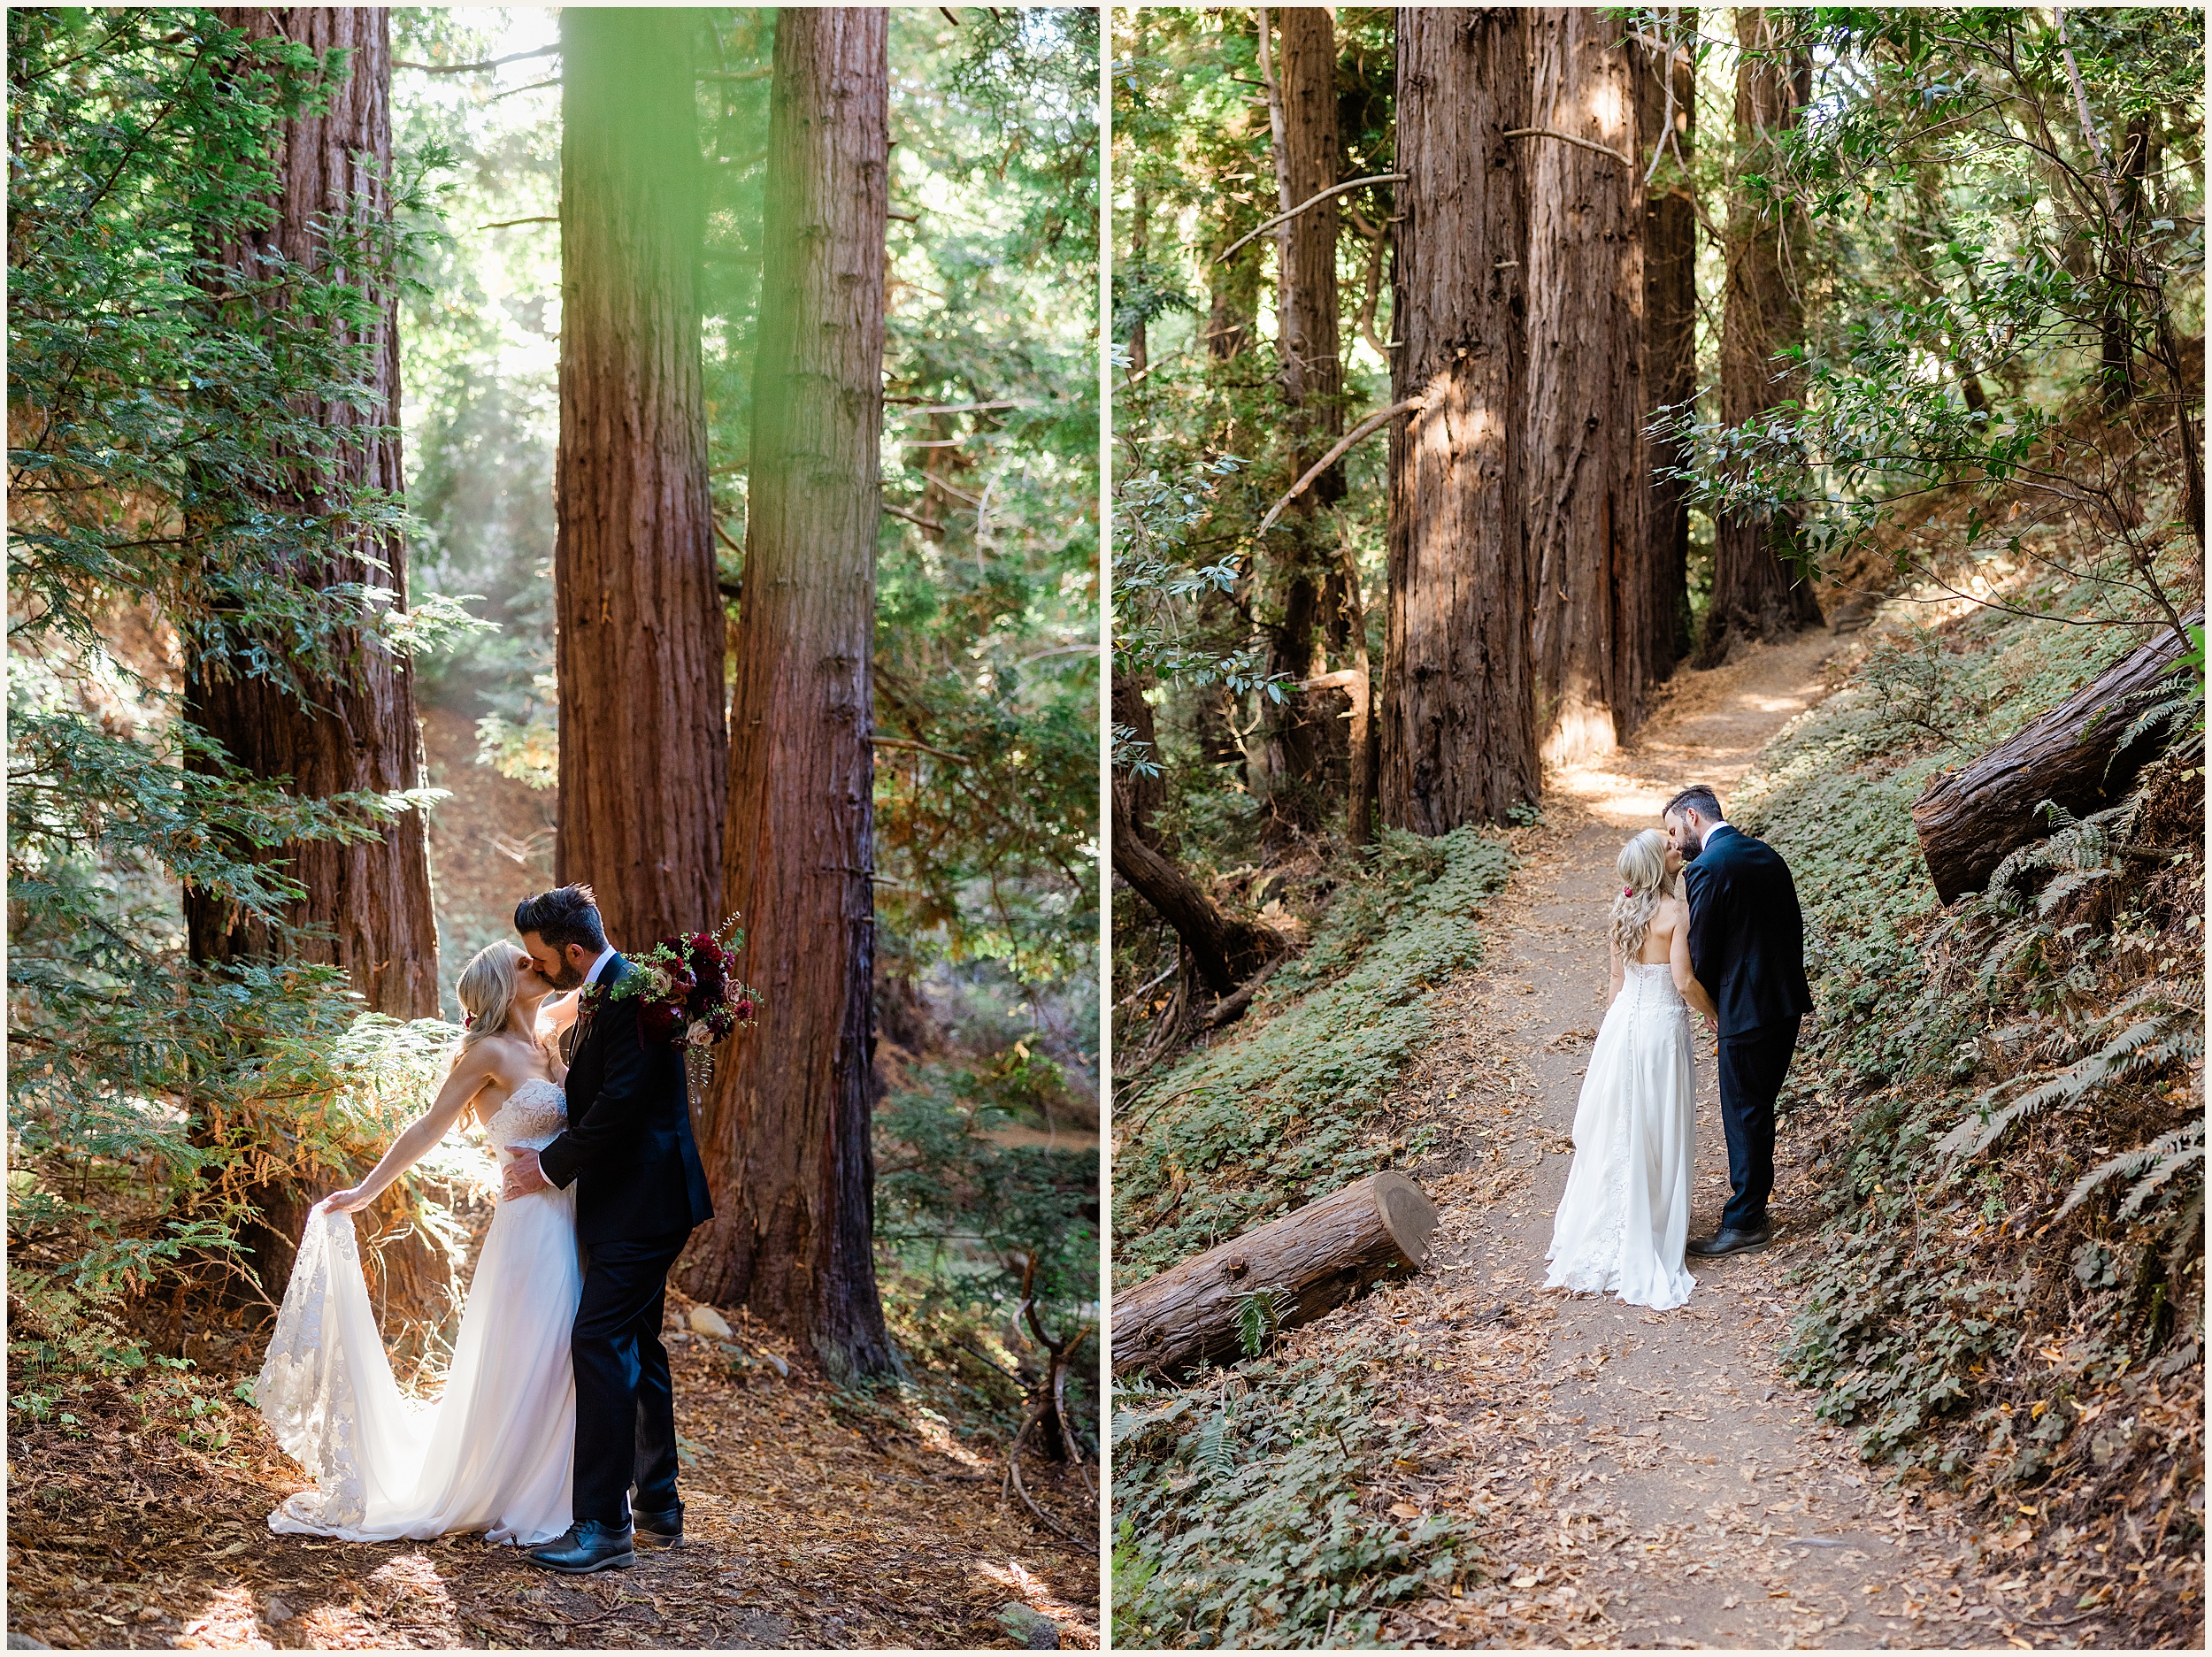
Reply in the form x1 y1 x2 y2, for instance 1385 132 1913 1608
1683 825 1815 1039
537 954 715 1247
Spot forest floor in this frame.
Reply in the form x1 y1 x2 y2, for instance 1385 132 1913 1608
5 1288 1098 1651
1244 631 2128 1650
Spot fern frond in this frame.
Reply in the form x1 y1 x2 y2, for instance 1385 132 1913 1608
2036 866 2117 917
1195 1405 1237 1480
1233 1285 1293 1358
2056 1120 2207 1221
1940 980 2202 1163
2113 668 2202 759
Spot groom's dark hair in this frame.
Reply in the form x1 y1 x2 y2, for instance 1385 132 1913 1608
1664 785 1724 823
515 884 607 954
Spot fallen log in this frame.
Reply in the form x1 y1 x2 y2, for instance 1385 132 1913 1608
1911 612 2200 904
1111 1172 1440 1379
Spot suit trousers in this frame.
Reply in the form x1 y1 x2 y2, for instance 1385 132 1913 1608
1717 1017 1800 1234
571 1228 690 1525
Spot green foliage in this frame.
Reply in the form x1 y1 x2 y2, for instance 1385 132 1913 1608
874 1058 1098 1316
1116 827 1512 1283
1112 1355 1469 1649
8 8 480 1374
1727 584 2202 1493
1660 5 2205 615
1234 1286 1294 1359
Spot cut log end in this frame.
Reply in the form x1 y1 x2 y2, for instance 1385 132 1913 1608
1373 1170 1440 1264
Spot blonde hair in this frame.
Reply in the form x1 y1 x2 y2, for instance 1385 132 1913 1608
1610 829 1671 962
454 942 526 1062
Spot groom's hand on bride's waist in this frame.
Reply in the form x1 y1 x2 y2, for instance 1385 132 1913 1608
502 1147 550 1201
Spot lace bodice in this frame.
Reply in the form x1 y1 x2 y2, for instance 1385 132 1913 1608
1619 958 1685 1011
483 1078 567 1165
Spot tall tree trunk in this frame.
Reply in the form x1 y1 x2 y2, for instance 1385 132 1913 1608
1254 4 1345 831
2100 112 2153 413
685 8 895 1380
1700 5 1819 667
1636 8 1698 679
188 7 442 1308
1524 7 1647 765
1380 7 1539 832
188 8 437 1021
1336 533 1378 847
555 7 727 947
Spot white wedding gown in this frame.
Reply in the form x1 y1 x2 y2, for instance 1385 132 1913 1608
256 1078 580 1544
1545 960 1699 1310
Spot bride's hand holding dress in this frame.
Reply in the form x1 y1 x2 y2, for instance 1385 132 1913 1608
257 944 584 1546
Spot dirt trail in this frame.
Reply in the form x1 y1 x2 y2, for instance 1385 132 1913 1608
1286 636 2036 1648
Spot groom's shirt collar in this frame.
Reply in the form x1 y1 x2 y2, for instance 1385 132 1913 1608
582 944 618 989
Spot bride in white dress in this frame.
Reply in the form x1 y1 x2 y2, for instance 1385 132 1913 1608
256 942 583 1545
1544 829 1713 1311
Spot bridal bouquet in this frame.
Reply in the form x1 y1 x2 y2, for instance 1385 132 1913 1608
582 916 759 1093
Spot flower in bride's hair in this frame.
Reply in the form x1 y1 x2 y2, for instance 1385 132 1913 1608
464 1013 477 1030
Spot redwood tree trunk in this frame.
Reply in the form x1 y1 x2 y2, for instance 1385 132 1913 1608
1636 10 1697 679
187 8 437 1022
188 8 442 1310
555 7 727 947
1701 5 1820 666
685 8 895 1380
1525 8 1647 764
1380 7 1539 832
1256 4 1345 826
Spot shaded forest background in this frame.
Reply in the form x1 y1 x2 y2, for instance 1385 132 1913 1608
1110 5 2202 1647
8 0 1100 1539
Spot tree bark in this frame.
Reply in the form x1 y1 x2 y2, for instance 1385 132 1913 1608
187 8 437 1022
2101 112 2154 413
1699 5 1820 667
555 7 727 948
1333 533 1378 847
1111 670 1164 848
684 8 896 1380
1381 7 1540 832
1525 8 1647 765
1255 5 1346 828
1110 788 1286 997
1636 9 1697 679
1910 615 2201 904
1111 1172 1439 1378
188 7 442 1308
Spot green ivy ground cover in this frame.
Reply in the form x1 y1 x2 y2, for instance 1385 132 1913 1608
1114 828 1515 1285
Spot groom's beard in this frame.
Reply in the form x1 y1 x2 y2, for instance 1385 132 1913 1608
545 958 585 991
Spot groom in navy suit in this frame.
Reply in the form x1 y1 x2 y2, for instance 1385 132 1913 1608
505 884 715 1573
1665 786 1814 1257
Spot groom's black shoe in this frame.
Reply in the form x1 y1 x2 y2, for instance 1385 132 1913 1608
526 1521 635 1574
632 1500 684 1546
1687 1224 1772 1258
